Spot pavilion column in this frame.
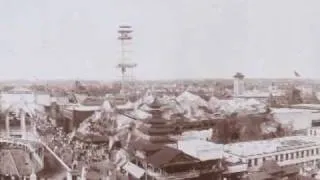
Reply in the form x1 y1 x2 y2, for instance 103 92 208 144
30 172 37 180
20 111 26 139
66 171 73 180
81 166 87 180
6 114 10 137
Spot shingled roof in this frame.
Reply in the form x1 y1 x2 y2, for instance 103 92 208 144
145 146 199 168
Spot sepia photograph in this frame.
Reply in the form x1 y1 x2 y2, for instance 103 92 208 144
1 0 320 179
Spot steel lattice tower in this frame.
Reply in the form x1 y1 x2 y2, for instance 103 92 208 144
117 25 137 93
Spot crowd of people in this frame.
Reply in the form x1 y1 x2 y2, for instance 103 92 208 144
34 115 112 170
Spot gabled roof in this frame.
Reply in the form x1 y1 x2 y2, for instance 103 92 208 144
128 139 162 152
146 146 199 168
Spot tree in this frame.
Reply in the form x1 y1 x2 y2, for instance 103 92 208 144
214 114 240 143
276 124 285 137
285 86 303 105
303 91 320 104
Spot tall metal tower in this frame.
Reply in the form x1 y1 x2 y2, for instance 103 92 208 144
117 25 137 93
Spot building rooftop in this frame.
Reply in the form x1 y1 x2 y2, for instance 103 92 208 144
291 104 320 110
177 139 223 161
272 108 320 130
65 105 101 111
224 136 320 157
145 146 199 168
271 108 320 113
7 87 33 94
233 72 245 79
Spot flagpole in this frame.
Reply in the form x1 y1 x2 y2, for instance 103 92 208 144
294 71 301 89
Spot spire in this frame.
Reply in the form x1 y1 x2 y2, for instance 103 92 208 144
149 97 162 109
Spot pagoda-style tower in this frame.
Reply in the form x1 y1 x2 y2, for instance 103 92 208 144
136 98 176 144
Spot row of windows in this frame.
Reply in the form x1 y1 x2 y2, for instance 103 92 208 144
310 129 319 136
248 148 320 167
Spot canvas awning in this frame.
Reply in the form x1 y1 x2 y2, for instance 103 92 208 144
122 162 145 179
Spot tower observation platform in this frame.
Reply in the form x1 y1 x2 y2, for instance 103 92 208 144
116 25 137 93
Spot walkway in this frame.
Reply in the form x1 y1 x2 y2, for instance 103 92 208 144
37 148 68 180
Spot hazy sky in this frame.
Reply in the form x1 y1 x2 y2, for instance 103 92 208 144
0 0 320 80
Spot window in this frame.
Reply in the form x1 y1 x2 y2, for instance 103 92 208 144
248 159 252 167
285 154 289 160
306 150 309 157
317 148 319 155
301 151 304 158
280 154 284 161
296 152 300 158
291 153 294 159
254 158 258 166
263 157 266 162
275 155 279 161
312 149 315 155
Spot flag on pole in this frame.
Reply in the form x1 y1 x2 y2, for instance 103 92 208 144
294 71 300 77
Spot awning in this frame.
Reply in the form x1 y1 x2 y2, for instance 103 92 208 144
122 162 145 179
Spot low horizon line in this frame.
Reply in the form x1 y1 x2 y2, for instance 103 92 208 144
0 77 316 83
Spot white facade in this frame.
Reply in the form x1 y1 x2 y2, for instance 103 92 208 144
308 127 320 137
224 136 320 172
233 76 245 96
272 108 320 131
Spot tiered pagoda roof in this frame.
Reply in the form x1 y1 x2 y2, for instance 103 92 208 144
135 97 178 143
144 97 162 115
233 72 245 79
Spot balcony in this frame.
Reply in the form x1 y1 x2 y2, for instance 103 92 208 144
225 163 248 174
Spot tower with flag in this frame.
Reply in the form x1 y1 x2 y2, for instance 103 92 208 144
294 71 300 78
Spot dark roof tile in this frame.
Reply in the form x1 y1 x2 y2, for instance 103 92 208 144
146 147 181 168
